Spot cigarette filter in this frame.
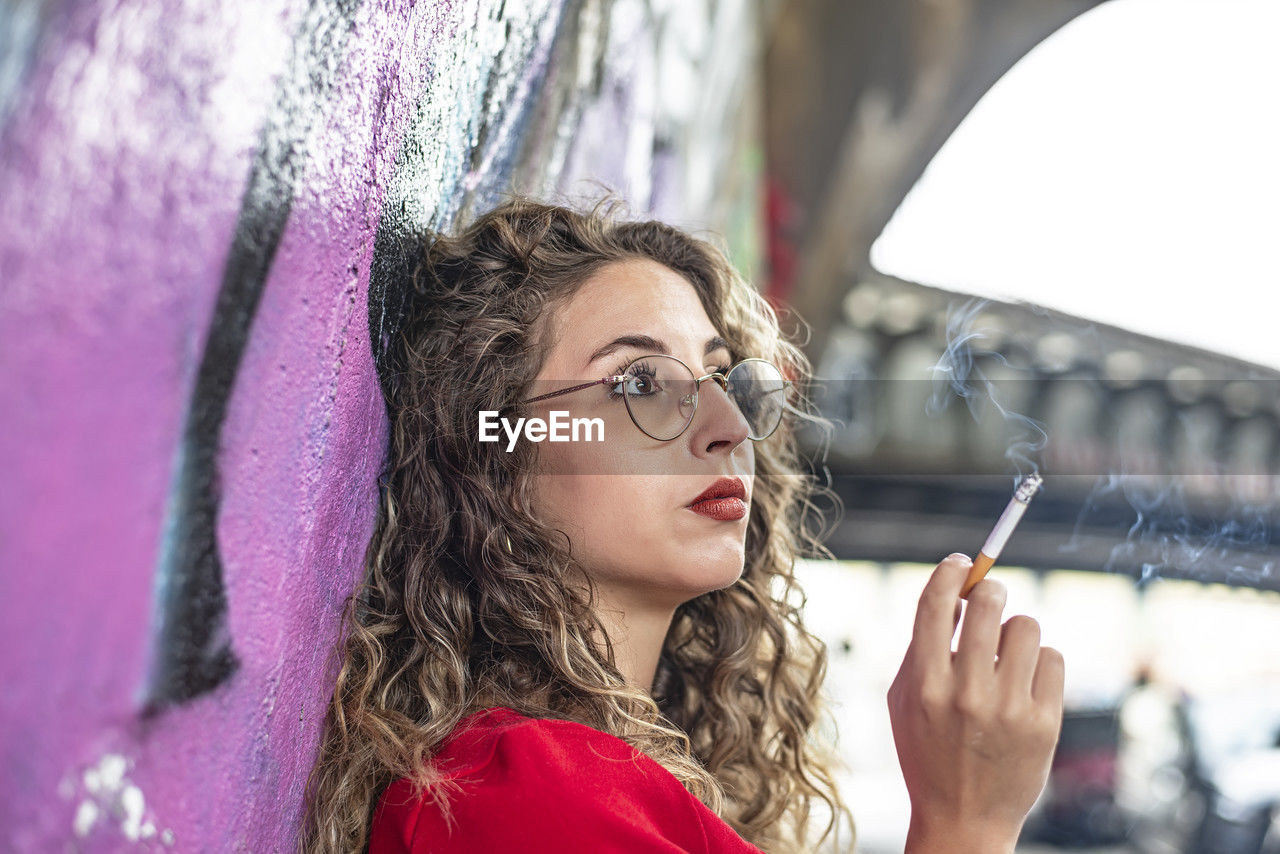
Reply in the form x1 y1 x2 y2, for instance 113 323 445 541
960 473 1043 598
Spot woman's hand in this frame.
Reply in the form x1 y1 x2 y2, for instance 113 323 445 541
887 553 1065 853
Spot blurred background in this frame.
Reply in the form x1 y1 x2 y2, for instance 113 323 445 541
764 2 1280 851
1 0 1276 851
762 0 1274 850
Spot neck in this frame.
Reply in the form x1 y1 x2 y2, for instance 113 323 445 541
468 588 675 713
588 591 677 695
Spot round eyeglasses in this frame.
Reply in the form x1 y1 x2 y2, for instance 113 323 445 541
520 354 792 441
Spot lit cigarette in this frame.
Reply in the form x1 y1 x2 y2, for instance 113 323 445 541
960 473 1044 598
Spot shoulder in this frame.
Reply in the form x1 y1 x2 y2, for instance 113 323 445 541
412 707 679 787
370 708 759 853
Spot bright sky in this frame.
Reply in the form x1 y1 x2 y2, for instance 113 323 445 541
870 0 1280 370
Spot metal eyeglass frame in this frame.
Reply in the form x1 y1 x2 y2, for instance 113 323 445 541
517 354 792 441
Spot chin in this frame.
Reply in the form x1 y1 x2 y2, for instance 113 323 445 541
685 549 747 594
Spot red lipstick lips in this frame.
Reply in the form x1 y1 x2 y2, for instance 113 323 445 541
686 476 748 521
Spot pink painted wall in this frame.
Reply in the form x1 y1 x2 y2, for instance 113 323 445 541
0 0 762 849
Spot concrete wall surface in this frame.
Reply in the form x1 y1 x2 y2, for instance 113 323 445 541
0 0 763 849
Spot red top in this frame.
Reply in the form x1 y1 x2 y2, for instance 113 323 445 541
369 706 767 853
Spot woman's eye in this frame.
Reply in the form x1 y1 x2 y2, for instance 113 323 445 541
627 375 658 395
608 366 661 398
606 376 655 399
607 368 660 398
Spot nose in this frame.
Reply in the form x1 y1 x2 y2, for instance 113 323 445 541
687 375 751 455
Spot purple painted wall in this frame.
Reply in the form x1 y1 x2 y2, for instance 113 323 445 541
0 0 762 849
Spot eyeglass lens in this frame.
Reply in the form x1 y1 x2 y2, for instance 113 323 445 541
615 355 786 440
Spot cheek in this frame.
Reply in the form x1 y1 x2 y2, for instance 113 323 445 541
530 470 671 558
551 475 669 526
530 440 614 522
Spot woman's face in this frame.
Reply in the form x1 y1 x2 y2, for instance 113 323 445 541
526 258 756 611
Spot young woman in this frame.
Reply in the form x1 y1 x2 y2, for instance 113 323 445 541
299 196 1064 853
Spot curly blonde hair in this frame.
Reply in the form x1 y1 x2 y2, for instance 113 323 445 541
298 194 855 853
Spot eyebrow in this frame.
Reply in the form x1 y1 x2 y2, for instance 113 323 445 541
586 334 732 370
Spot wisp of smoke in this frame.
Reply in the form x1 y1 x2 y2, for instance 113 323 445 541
929 298 1048 481
1067 469 1277 589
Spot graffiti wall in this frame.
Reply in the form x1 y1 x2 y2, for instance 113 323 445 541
0 0 762 849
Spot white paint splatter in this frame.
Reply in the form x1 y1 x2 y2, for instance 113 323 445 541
69 752 175 846
120 784 145 840
73 800 99 837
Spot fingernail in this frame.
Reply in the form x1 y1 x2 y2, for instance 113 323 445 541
948 552 972 565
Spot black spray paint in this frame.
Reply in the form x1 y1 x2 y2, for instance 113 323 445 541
143 0 364 714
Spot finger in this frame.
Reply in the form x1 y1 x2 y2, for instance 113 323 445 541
954 578 1007 688
946 600 962 665
1032 646 1066 710
995 615 1041 698
909 554 973 674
